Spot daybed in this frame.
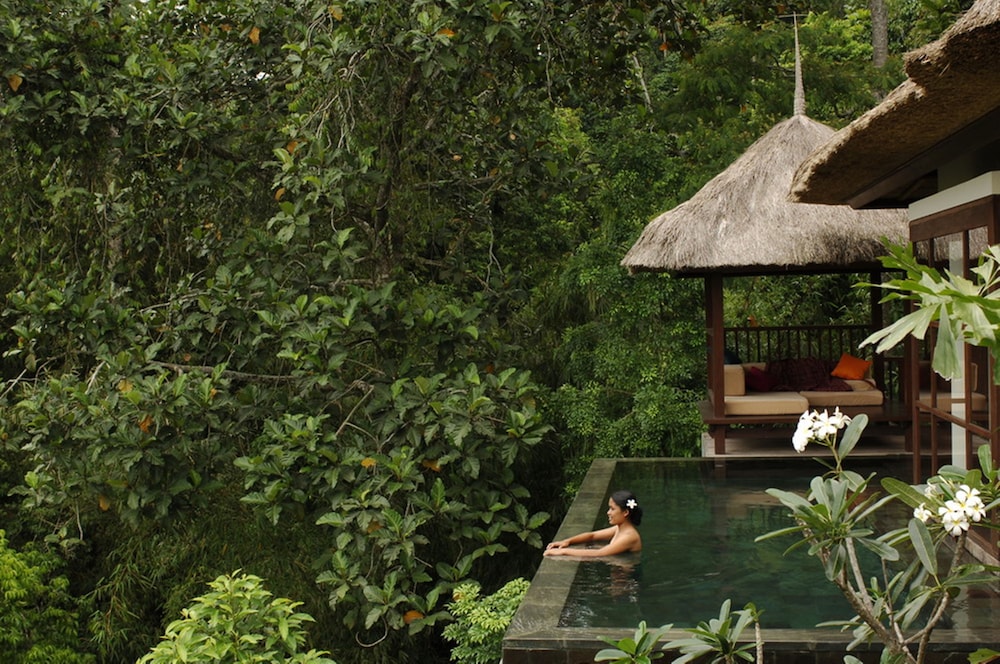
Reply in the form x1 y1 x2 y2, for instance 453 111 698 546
719 355 884 416
702 353 908 455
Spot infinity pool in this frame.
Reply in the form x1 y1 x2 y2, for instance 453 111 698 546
504 457 1000 664
558 458 871 629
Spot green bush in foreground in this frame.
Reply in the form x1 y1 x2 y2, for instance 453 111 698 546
137 571 336 664
443 578 530 664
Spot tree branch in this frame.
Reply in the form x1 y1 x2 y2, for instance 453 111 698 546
151 361 297 383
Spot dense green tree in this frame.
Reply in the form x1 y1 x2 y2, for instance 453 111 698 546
0 1 704 661
530 108 707 489
886 0 976 51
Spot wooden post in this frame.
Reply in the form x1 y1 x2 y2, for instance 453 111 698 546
706 274 727 453
869 269 886 393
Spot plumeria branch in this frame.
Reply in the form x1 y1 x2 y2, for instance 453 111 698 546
844 540 878 621
910 530 964 660
826 539 914 664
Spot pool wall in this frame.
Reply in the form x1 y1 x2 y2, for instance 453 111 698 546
503 457 998 664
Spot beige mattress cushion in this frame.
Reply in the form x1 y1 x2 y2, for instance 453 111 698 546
801 389 884 408
723 364 745 396
724 392 808 415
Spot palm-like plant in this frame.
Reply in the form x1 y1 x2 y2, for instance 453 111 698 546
595 621 672 664
663 600 760 664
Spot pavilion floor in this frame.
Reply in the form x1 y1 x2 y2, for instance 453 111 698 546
700 421 912 458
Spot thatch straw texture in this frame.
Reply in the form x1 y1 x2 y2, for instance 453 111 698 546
621 114 908 275
907 0 1000 84
791 0 1000 206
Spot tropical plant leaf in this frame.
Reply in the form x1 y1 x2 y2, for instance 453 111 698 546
908 518 937 575
880 477 926 509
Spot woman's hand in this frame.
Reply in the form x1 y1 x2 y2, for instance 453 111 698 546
544 539 571 556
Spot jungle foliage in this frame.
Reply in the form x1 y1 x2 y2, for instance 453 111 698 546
0 0 975 662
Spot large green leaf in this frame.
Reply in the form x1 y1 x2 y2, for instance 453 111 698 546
837 413 867 458
881 477 927 509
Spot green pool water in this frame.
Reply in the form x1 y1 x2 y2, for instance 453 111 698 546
557 458 999 631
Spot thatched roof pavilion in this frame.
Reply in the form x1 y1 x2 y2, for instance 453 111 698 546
619 107 909 454
621 30 913 455
791 0 1000 208
620 113 908 275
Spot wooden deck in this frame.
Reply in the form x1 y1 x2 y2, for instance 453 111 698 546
700 422 911 458
699 399 913 456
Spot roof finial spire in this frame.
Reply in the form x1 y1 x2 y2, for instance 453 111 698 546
793 14 806 116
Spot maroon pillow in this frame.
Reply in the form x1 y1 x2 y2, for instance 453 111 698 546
767 357 829 391
746 366 778 392
809 377 853 392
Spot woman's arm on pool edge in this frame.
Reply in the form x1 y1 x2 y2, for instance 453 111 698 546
544 527 641 557
545 526 617 551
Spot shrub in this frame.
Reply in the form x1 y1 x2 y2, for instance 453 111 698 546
137 571 336 664
442 578 530 664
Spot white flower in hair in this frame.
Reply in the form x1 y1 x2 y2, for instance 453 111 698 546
626 499 637 510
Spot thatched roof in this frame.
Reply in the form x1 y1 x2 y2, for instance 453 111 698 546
791 0 1000 207
907 0 1000 84
621 113 908 275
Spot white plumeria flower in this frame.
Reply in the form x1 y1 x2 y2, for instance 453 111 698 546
626 499 637 510
830 407 851 428
790 408 852 453
954 485 986 522
923 483 941 499
939 501 970 537
792 411 813 452
792 428 810 453
813 410 840 438
913 503 933 523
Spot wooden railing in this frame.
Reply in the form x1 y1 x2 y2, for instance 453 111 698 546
724 324 870 363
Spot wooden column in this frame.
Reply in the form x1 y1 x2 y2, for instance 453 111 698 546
869 269 886 391
706 274 727 453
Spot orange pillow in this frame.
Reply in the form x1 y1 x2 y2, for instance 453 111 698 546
832 353 871 381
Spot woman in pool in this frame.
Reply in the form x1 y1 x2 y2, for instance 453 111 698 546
544 490 642 557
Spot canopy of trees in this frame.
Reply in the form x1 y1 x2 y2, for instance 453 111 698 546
0 0 974 662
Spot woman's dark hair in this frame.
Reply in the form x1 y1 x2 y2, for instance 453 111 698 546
611 490 642 526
